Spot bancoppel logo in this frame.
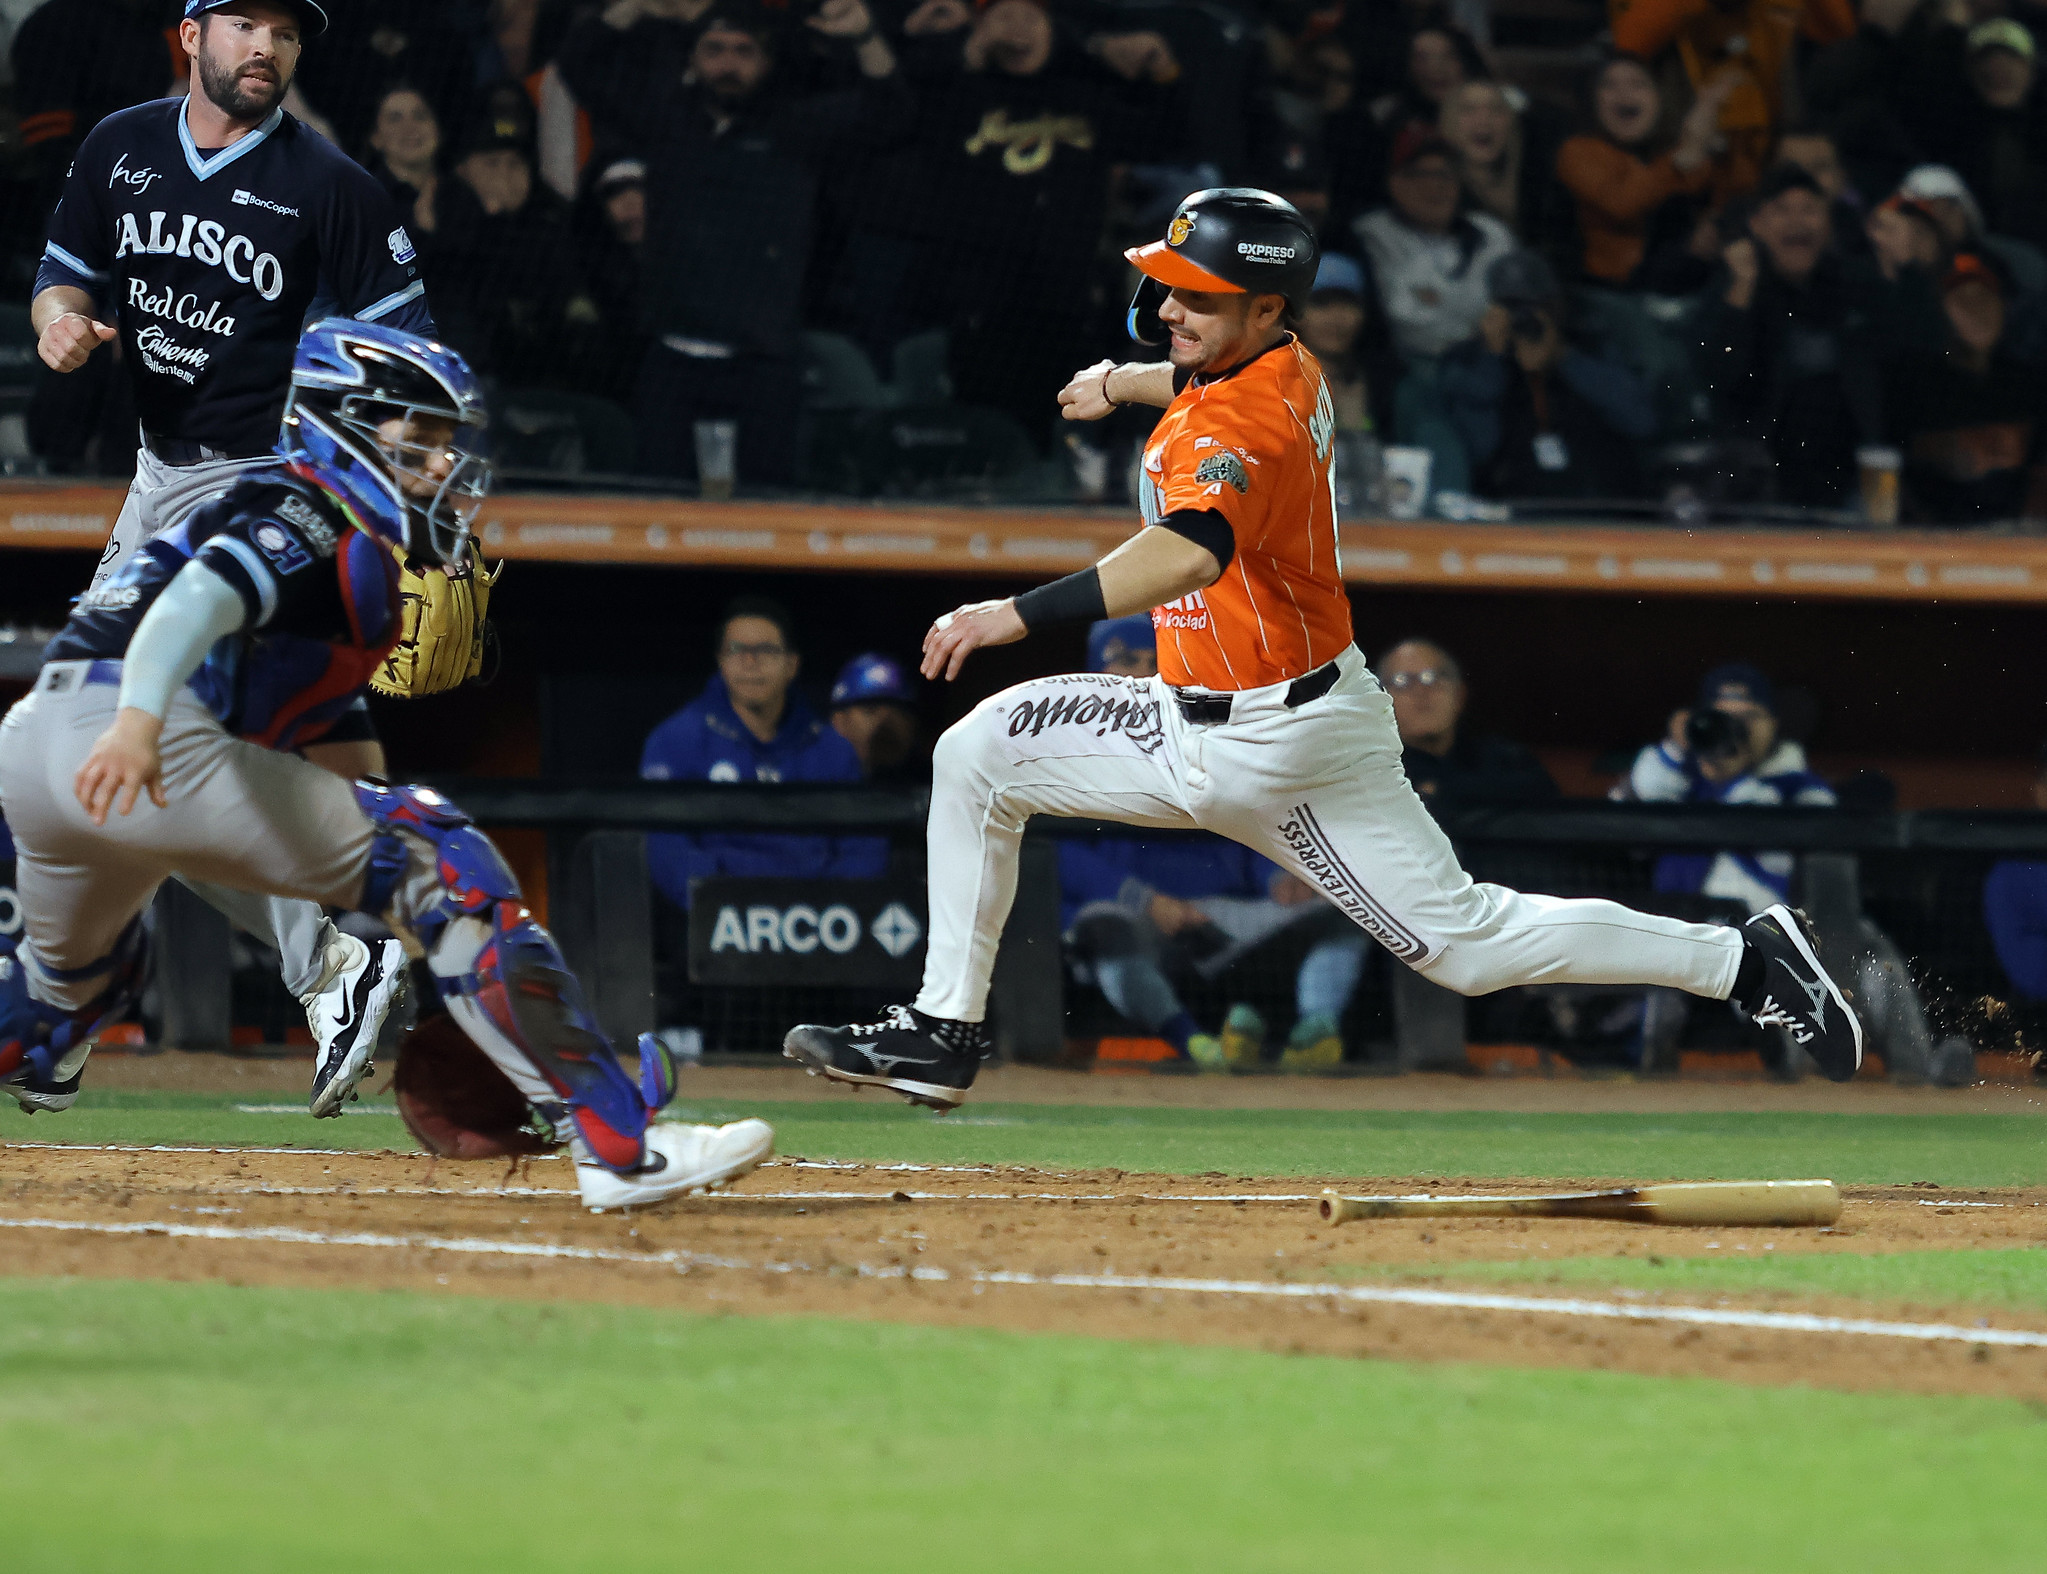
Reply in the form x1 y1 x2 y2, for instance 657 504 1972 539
233 189 300 217
388 227 416 264
1236 242 1297 263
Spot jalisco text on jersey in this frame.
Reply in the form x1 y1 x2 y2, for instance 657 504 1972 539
114 211 284 301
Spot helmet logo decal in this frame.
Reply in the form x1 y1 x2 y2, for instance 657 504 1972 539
1236 242 1296 262
1167 213 1194 247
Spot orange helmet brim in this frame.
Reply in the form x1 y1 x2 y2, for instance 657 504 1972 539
1124 240 1244 294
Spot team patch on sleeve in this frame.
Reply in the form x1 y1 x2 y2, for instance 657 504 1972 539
275 495 338 556
1194 451 1250 494
253 522 313 574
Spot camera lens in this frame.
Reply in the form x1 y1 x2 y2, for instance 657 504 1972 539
1684 707 1749 760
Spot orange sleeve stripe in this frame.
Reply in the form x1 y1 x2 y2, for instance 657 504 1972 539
19 110 77 146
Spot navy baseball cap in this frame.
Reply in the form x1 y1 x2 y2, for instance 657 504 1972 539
185 0 329 37
831 654 912 709
1698 663 1777 714
1087 614 1157 674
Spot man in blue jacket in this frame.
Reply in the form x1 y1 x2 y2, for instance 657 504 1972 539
641 596 884 912
1984 747 2047 1032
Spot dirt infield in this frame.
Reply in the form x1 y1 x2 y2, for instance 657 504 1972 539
3 1136 2044 1401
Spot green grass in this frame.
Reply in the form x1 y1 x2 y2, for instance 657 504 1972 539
1322 1246 2047 1313
11 1087 2046 1187
4 1275 2045 1574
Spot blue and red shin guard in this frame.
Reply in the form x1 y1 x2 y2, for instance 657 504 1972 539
352 780 674 1173
0 920 148 1102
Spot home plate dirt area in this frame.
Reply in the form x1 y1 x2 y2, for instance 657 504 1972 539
3 1138 2043 1401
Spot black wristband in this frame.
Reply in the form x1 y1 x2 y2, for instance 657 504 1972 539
1014 566 1108 632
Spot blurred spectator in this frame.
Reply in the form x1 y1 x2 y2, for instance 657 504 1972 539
1896 163 2047 357
1355 129 1518 362
1983 745 2047 1007
1865 192 1947 284
862 0 1180 450
1377 637 1559 807
1693 164 1879 508
1883 252 2047 523
1442 249 1655 498
557 0 907 484
10 0 182 222
1328 20 1487 233
1622 663 1835 914
640 597 884 913
428 108 601 390
1901 18 2047 253
1555 55 1729 288
1774 126 1867 255
363 83 442 235
1295 253 1395 435
1060 616 1349 1072
575 156 648 400
829 653 921 781
1610 0 1855 203
1437 78 1573 258
291 0 476 158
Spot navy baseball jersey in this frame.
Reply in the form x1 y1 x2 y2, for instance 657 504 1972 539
36 98 434 455
47 466 400 751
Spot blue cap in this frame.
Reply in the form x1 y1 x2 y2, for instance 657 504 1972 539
1087 614 1156 674
185 0 328 37
831 654 912 708
1698 662 1776 714
1312 253 1366 299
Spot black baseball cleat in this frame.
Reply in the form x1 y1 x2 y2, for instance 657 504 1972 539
782 1005 986 1112
1737 903 1865 1081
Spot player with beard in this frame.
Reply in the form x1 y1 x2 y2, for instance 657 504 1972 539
28 0 437 1116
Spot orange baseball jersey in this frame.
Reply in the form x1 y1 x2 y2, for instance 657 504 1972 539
1139 336 1353 691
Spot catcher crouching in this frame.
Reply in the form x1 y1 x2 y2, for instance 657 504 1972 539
0 319 771 1210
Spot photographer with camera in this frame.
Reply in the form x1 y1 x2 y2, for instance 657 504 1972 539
1620 663 1835 915
1441 249 1655 500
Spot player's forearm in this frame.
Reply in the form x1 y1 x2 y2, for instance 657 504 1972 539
1107 361 1175 409
118 563 248 720
1096 526 1222 616
31 285 97 336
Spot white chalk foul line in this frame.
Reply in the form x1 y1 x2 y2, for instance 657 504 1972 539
2 1214 2043 1351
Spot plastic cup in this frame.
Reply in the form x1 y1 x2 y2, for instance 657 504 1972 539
694 420 738 501
1856 446 1901 526
1381 445 1434 520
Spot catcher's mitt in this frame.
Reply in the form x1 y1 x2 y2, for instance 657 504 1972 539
369 546 501 699
393 1009 560 1160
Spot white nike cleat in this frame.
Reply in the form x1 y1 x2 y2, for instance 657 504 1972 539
577 1118 776 1213
306 935 410 1118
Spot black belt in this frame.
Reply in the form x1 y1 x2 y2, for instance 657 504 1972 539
1172 658 1341 726
141 432 267 467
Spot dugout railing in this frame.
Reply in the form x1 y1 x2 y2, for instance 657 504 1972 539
134 787 2047 1076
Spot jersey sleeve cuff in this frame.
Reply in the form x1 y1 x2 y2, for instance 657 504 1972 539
36 242 108 302
194 537 280 626
1158 508 1236 574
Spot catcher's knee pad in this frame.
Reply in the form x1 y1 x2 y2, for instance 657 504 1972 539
0 920 147 1085
351 779 663 1174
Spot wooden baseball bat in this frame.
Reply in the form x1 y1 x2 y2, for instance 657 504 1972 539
1316 1179 1841 1227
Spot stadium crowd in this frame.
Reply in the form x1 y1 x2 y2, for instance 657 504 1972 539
8 0 2047 520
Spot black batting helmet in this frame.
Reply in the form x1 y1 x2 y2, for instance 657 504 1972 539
1124 187 1321 345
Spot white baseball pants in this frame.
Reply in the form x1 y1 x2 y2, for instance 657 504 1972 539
90 445 338 999
913 644 1743 1023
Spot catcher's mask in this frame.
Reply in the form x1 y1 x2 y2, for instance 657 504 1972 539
1124 187 1321 346
280 319 491 567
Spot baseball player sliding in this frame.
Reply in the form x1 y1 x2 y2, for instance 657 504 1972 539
0 320 772 1211
30 0 433 1114
786 187 1864 1107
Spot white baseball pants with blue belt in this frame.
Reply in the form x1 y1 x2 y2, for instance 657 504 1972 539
913 643 1744 1024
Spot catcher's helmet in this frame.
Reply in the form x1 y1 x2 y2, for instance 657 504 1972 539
1124 187 1321 345
280 319 490 567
